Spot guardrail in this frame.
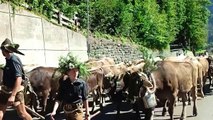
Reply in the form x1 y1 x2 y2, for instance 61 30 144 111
51 9 80 31
20 3 80 31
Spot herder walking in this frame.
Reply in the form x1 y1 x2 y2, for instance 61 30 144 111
0 38 32 120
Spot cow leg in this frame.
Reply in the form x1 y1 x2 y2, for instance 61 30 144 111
168 95 176 120
162 99 168 116
42 90 49 114
187 92 191 105
210 76 212 87
132 101 140 120
208 68 212 88
180 93 187 120
191 87 198 116
90 91 97 113
199 76 204 98
144 108 154 120
31 92 39 112
116 101 121 120
98 87 103 111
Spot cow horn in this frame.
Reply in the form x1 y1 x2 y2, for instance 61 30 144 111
146 73 156 94
138 72 153 88
138 72 148 81
105 72 114 78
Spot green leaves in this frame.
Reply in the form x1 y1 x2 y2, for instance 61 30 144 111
3 0 211 52
58 52 90 77
140 48 156 74
132 0 170 50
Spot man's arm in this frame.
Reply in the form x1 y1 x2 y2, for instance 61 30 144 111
11 76 22 96
83 99 90 120
83 99 90 115
7 76 23 105
51 100 60 115
82 80 90 119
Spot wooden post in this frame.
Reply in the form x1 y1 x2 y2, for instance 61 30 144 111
58 11 62 25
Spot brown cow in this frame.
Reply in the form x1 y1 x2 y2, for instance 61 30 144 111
165 56 204 98
85 67 105 113
85 57 115 69
112 70 153 120
85 60 129 114
26 66 62 114
146 61 198 120
197 57 210 87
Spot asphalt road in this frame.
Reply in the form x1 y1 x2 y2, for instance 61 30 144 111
92 84 213 120
3 84 213 120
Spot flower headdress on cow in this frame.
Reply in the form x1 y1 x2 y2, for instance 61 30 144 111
58 52 89 77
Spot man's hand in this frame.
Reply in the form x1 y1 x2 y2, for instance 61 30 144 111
50 111 56 120
85 114 90 120
7 95 15 105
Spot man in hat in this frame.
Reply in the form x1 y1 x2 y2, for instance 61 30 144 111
0 38 32 120
50 53 90 120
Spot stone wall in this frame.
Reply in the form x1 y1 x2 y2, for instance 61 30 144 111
88 38 143 63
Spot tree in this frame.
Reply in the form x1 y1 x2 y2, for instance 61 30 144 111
1 0 211 52
176 0 211 51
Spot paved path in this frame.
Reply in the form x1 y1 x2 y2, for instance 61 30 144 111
91 84 213 120
3 84 213 120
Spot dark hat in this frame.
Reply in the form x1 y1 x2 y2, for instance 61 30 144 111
1 38 24 55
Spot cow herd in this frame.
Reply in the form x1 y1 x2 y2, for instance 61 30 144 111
0 53 213 120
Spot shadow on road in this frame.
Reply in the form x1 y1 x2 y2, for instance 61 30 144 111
91 101 138 120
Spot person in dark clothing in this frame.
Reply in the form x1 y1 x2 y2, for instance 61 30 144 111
0 38 32 120
50 53 90 120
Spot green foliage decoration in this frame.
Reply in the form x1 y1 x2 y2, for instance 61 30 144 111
58 52 89 78
140 47 157 74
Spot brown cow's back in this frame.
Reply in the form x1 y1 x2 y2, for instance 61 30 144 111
154 61 194 92
151 61 197 119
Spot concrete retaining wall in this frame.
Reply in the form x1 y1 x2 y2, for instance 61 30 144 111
0 3 88 67
1 3 169 66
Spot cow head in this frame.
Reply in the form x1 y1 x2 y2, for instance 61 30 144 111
123 71 153 103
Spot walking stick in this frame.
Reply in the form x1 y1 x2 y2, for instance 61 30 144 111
25 105 45 120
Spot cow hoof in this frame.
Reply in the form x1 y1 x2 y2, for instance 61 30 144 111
162 108 166 116
180 117 185 120
180 114 186 120
200 93 205 98
162 112 166 116
193 110 198 116
201 95 205 98
180 115 186 120
193 112 198 116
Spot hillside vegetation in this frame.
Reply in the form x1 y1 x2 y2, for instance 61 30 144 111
0 0 211 53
